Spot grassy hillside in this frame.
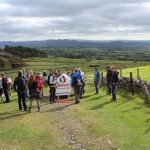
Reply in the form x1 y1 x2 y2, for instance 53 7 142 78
122 65 150 82
0 56 150 150
4 56 150 79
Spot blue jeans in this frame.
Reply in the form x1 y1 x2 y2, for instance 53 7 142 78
94 80 99 94
111 83 116 100
4 90 10 103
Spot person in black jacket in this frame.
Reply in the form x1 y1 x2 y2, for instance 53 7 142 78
14 71 27 111
1 73 10 103
110 67 119 101
106 66 112 95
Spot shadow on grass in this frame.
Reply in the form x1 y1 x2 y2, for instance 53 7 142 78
144 127 150 134
121 106 144 113
41 103 74 113
87 94 106 101
113 89 144 108
0 110 29 121
91 101 112 110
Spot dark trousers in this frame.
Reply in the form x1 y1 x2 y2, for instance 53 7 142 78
74 85 80 103
111 83 116 100
18 92 27 110
107 82 111 94
50 87 56 102
94 80 99 94
4 90 10 103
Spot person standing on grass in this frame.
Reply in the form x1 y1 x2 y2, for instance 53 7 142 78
110 67 119 101
36 72 43 98
78 68 85 98
94 67 100 94
28 74 40 112
13 71 27 111
1 73 10 103
106 66 112 95
71 69 82 104
48 71 57 104
0 77 3 101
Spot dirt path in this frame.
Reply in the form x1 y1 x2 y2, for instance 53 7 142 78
43 98 117 150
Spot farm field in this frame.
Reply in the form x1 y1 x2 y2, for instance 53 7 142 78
122 65 150 82
0 56 150 150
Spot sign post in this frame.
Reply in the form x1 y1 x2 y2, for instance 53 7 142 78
55 74 72 96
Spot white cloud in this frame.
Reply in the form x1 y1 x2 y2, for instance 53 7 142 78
0 0 150 40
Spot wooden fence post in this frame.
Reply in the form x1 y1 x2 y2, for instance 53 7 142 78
120 69 122 78
137 68 140 80
130 72 134 95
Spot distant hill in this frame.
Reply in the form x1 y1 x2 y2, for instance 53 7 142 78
0 39 150 50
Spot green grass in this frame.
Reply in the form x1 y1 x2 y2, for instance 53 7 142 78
1 56 150 149
0 91 70 150
2 56 150 82
69 88 150 150
121 65 150 82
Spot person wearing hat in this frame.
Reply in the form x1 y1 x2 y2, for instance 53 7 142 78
94 67 100 94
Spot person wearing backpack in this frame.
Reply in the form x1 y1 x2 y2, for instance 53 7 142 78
110 67 119 101
28 74 40 112
13 71 27 111
1 73 10 103
71 69 82 104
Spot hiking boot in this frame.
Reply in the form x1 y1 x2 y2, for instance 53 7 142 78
111 98 116 102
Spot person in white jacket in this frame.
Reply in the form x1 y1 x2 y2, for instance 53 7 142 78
49 73 57 103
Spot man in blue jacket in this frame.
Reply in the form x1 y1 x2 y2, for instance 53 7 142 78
71 69 82 104
94 67 100 94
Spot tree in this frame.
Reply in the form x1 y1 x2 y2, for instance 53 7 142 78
0 57 7 70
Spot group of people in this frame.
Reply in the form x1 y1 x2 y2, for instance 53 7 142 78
47 68 85 104
0 66 118 112
0 68 86 111
94 66 119 101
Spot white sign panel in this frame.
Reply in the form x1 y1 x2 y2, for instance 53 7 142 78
56 74 71 96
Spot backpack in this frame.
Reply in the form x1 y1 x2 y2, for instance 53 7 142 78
37 79 43 92
76 78 82 86
31 80 38 91
75 74 82 87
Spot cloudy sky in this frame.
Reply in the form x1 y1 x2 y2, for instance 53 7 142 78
0 0 150 41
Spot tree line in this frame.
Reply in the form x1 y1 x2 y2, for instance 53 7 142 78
45 47 150 61
0 45 48 70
